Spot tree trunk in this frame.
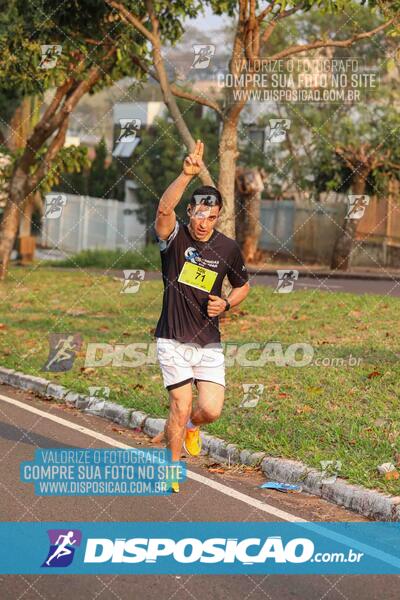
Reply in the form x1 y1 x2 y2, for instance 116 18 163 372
235 167 264 263
218 121 238 239
146 6 214 188
0 62 103 280
330 172 367 271
20 191 42 237
0 122 65 279
0 118 69 279
0 196 22 279
330 218 358 271
0 98 34 275
20 199 33 238
240 189 262 263
7 97 31 152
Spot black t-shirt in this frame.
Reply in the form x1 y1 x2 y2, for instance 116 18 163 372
155 221 249 347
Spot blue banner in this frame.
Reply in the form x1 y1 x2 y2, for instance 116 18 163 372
20 448 186 496
0 522 399 574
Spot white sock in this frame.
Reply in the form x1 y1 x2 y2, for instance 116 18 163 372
186 418 196 430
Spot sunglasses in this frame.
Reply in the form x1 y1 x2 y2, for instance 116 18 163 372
191 194 219 206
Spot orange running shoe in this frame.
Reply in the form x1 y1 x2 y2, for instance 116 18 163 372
183 427 202 456
171 481 180 493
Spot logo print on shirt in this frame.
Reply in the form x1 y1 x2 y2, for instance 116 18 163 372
184 247 201 264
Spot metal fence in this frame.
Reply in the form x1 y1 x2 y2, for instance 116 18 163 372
259 190 400 268
259 197 346 264
40 191 400 268
40 193 146 253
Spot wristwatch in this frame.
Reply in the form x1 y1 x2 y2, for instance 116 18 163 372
224 299 231 311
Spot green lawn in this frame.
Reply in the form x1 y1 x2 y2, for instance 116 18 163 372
1 265 399 494
47 245 161 270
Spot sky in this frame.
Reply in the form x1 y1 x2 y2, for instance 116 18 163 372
188 5 230 34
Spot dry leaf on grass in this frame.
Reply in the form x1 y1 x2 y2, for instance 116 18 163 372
80 367 95 375
385 470 399 481
206 462 226 474
307 386 323 395
111 427 124 435
66 308 87 317
296 404 313 414
243 466 256 472
367 370 382 379
349 310 362 319
151 431 165 444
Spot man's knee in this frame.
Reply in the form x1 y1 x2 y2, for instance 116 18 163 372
169 393 192 427
201 405 222 423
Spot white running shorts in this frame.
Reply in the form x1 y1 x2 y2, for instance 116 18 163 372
156 337 225 390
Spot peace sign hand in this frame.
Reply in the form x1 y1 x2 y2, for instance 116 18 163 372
183 139 204 176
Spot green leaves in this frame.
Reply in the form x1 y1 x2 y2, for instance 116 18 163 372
32 144 90 194
133 99 220 226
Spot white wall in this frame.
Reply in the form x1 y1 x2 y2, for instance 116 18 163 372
112 102 166 127
40 193 147 253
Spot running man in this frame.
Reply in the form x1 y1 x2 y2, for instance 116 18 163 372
44 335 77 370
45 531 77 565
154 140 250 492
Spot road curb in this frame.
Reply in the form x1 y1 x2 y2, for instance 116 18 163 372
1 366 399 521
247 268 400 282
30 264 400 282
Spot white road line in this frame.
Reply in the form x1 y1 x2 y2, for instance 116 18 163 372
297 283 342 289
4 393 400 570
0 393 305 522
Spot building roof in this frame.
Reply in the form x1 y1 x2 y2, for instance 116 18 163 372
112 136 141 158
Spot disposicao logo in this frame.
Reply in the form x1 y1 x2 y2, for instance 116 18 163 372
42 529 82 567
83 536 314 564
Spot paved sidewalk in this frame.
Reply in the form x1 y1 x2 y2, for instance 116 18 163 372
3 384 399 600
247 264 400 281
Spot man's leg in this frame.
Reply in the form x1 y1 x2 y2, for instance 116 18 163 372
183 381 224 457
190 381 225 426
165 381 193 462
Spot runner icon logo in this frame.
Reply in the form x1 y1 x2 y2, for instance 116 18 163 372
116 119 141 143
39 45 62 69
345 195 370 220
191 45 215 69
44 194 67 219
275 270 299 294
264 119 291 145
41 333 82 372
121 269 145 293
240 383 265 408
42 529 82 568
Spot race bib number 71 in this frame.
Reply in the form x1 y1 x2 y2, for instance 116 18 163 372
178 261 218 292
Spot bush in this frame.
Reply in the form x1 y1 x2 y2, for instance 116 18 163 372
48 245 161 270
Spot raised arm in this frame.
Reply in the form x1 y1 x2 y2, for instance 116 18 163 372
155 140 204 240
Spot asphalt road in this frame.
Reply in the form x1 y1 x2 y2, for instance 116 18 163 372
111 270 400 296
0 383 399 599
248 273 400 297
22 263 400 297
